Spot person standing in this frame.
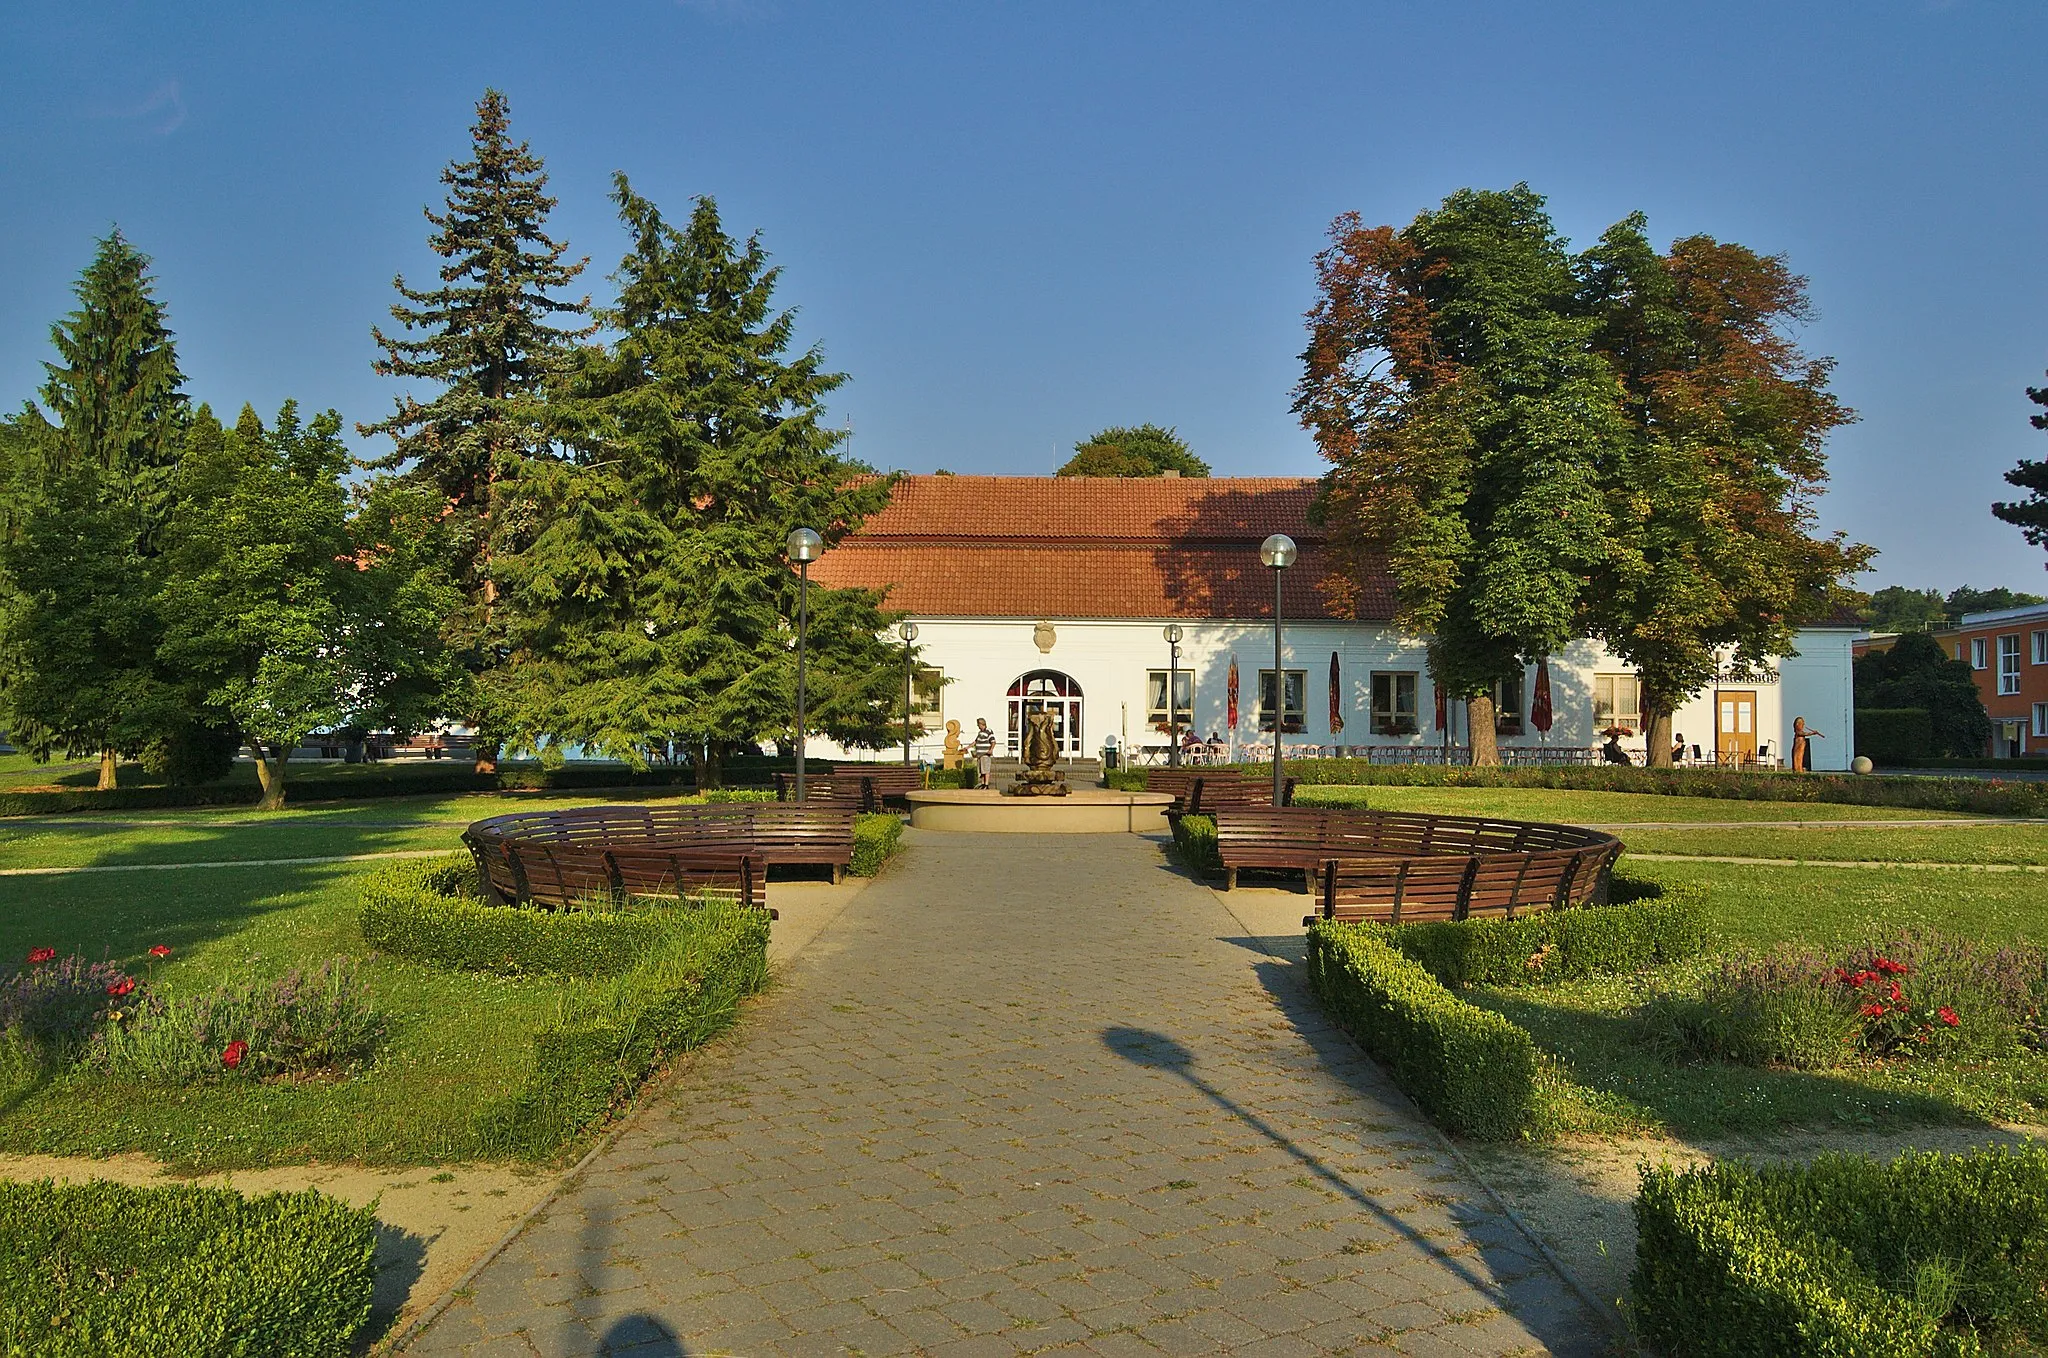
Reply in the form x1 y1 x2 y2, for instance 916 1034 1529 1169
1790 717 1822 772
971 717 996 789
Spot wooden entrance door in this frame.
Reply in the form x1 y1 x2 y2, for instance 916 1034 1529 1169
1717 690 1757 766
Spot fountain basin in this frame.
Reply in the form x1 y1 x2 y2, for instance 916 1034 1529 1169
904 789 1174 834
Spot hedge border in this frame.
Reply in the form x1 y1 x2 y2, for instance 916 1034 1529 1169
851 813 904 876
0 1178 377 1358
477 902 771 1156
1305 922 1537 1139
358 854 683 977
1383 878 1711 989
1632 1146 2048 1356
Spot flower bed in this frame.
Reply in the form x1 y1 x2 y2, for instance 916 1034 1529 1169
1643 931 2048 1071
0 1178 377 1357
1634 1146 2048 1356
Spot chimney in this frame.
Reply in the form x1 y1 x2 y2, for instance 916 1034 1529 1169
1161 469 1181 478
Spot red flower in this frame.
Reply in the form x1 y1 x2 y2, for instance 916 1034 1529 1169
1887 982 1905 1005
105 977 135 998
1874 958 1910 976
1938 1007 1960 1027
26 947 56 965
1859 1002 1888 1018
147 945 171 959
221 1040 247 1070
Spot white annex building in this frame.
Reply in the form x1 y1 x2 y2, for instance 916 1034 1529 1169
809 476 1857 772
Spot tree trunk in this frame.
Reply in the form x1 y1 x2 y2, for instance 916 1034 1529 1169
253 743 288 811
1467 694 1500 766
97 747 118 792
690 743 723 791
472 739 499 776
1644 706 1675 769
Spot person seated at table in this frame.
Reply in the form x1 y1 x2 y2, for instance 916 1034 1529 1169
1671 732 1687 764
1601 729 1633 765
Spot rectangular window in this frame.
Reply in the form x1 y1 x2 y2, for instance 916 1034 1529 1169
1258 669 1306 732
2000 635 2023 695
1494 673 1524 737
2034 703 2048 739
1370 671 1419 736
1593 673 1642 730
912 666 944 723
1147 669 1194 727
1972 637 1988 670
2033 631 2047 666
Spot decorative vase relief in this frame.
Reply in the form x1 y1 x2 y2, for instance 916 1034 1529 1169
1033 621 1057 654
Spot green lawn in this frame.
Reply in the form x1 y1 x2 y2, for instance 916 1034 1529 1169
1291 783 1980 824
1621 825 2048 866
0 857 603 1170
1454 853 2048 1138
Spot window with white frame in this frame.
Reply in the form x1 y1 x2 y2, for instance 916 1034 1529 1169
1258 669 1306 733
2035 703 2048 739
2034 631 2047 666
1972 637 1988 670
912 666 944 723
1494 672 1524 736
1370 671 1419 735
1594 673 1642 730
2000 635 2023 695
1147 669 1193 728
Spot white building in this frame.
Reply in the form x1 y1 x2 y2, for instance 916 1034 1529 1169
811 476 1857 772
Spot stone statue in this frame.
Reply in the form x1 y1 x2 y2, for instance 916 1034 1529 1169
1008 709 1070 797
941 718 963 770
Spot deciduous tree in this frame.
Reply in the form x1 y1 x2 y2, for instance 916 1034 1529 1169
1056 424 1209 477
1578 216 1869 766
1295 187 1624 764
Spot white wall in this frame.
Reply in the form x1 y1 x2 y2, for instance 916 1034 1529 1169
813 618 1859 772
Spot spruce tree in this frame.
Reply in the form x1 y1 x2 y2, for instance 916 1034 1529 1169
0 233 189 787
362 89 588 765
490 176 899 784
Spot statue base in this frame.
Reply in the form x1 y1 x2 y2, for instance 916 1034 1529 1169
1004 770 1070 797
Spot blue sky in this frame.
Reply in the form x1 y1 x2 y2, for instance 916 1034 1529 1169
3 1 2043 591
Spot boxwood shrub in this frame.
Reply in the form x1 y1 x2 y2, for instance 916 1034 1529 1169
1170 813 1220 875
1305 922 1536 1139
1634 1146 2048 1356
1384 878 1711 988
852 812 904 876
358 854 675 977
0 1179 377 1358
477 899 771 1155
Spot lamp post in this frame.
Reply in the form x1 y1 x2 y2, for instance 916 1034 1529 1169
899 621 919 764
786 527 823 801
1259 533 1297 807
1162 623 1184 767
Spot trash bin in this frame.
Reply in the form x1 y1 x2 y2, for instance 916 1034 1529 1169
1102 738 1120 770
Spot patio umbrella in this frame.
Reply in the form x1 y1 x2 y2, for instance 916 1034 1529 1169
1328 652 1343 734
1226 654 1239 730
1530 657 1554 735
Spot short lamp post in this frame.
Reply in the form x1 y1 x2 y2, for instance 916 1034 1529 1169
899 621 920 764
1259 533 1297 807
1162 623 1184 767
787 527 823 801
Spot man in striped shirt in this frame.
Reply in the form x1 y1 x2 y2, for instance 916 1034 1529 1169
971 718 996 789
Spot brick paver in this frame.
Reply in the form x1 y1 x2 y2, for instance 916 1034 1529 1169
408 830 1603 1356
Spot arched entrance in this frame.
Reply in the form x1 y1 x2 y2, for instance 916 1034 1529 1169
1008 670 1084 759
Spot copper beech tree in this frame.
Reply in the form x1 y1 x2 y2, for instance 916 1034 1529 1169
1297 188 1867 766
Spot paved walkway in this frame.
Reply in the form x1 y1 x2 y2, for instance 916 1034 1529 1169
407 831 1602 1357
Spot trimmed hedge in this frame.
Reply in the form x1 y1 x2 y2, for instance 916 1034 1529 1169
851 812 904 876
358 854 677 976
1634 1146 2048 1356
0 1179 377 1357
478 899 770 1155
1305 922 1536 1139
1211 760 2048 818
1856 708 1936 764
1384 878 1711 988
1169 812 1221 875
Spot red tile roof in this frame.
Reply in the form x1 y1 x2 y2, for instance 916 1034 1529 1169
810 475 1394 621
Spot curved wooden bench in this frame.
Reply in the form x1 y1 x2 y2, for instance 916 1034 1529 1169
464 803 858 909
1144 767 1235 812
831 763 924 810
1206 806 1620 924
